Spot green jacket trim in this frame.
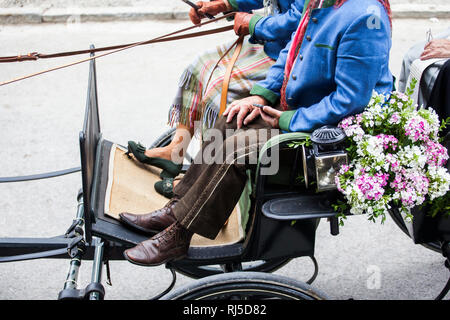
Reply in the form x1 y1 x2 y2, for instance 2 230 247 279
249 14 264 37
228 0 239 11
279 110 296 132
250 84 279 106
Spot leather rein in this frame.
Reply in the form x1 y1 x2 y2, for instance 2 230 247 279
0 12 236 86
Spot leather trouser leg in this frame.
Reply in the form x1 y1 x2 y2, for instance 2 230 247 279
172 115 279 240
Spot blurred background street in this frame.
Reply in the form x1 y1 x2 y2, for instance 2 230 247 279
0 1 449 300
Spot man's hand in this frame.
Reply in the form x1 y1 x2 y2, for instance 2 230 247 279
421 39 450 60
234 12 253 36
223 96 268 129
189 0 231 25
259 106 282 128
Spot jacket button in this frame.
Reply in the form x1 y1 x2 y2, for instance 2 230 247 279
312 17 318 23
306 36 312 41
292 74 297 80
299 55 303 61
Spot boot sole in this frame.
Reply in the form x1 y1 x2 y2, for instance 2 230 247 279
119 216 161 235
123 250 187 267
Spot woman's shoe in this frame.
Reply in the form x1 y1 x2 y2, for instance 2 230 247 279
127 141 182 178
154 178 175 199
126 141 153 164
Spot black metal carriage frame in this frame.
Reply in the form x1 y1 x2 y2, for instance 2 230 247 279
0 51 449 300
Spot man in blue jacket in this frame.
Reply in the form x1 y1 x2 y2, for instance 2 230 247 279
122 0 394 266
125 0 306 177
226 0 393 132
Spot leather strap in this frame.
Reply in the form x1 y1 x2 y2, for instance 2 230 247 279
219 35 244 115
201 36 242 103
0 13 235 86
0 12 235 63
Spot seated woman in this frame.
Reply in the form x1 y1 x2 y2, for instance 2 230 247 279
399 30 450 134
399 27 450 93
120 0 394 266
126 0 305 196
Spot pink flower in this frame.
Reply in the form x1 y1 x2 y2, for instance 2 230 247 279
355 172 389 201
389 112 401 125
339 164 350 174
405 116 431 142
343 124 365 140
338 116 355 130
424 140 449 167
390 170 430 207
375 134 398 151
396 92 409 102
355 114 363 125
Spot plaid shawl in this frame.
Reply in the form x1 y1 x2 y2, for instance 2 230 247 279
168 38 275 133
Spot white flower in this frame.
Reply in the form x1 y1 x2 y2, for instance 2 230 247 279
335 89 450 224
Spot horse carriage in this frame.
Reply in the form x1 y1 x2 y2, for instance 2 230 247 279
0 49 449 301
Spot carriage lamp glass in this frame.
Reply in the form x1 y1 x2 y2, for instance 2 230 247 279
315 153 348 191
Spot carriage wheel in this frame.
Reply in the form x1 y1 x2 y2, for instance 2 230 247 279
171 258 292 280
162 272 327 300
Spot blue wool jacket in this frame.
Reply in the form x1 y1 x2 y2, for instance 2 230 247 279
250 0 394 132
228 0 305 59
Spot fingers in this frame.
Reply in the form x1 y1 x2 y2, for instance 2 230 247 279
189 9 202 25
261 106 282 118
224 97 250 117
420 51 432 60
421 47 438 60
236 105 250 129
196 1 204 9
189 1 204 25
226 105 240 123
259 108 280 128
259 108 274 125
223 96 271 125
198 0 225 15
243 108 260 126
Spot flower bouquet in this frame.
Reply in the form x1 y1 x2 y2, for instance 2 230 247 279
334 80 450 226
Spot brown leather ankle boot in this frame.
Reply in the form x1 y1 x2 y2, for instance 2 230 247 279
119 199 178 234
123 221 193 266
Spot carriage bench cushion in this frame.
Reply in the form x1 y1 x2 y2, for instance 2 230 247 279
102 143 248 248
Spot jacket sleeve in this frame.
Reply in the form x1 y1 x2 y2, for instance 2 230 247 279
227 0 264 12
250 0 305 43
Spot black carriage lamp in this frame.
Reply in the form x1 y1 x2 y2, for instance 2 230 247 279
310 125 347 151
309 125 348 192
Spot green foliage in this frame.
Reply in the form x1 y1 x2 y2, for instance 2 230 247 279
428 192 450 218
287 136 312 149
332 199 348 226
